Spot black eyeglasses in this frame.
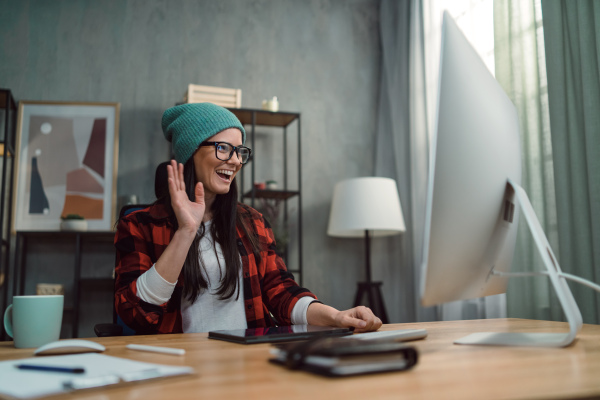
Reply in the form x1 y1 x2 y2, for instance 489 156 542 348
197 141 252 164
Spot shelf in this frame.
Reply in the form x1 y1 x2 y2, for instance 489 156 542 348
15 231 115 241
231 106 303 286
0 89 17 110
14 231 117 339
0 143 13 158
228 108 299 127
0 89 16 342
243 189 299 201
80 277 113 285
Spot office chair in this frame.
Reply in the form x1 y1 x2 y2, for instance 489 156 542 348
94 161 169 337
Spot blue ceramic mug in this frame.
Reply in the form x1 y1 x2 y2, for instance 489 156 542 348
4 295 64 348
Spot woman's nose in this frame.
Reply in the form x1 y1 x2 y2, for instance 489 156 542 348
228 151 243 166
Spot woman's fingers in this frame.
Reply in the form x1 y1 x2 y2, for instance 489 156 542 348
167 160 186 192
335 306 382 333
178 162 185 190
167 163 177 194
167 161 174 180
354 306 382 331
166 160 204 232
168 160 177 189
194 182 205 205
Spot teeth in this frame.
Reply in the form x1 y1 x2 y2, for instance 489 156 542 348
217 169 233 176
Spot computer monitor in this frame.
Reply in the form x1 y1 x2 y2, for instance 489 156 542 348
420 11 583 347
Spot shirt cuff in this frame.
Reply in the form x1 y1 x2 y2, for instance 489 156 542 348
136 264 177 305
291 297 319 325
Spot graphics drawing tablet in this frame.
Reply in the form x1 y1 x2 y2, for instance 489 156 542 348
208 325 353 344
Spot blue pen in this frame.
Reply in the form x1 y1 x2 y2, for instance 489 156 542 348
15 364 85 374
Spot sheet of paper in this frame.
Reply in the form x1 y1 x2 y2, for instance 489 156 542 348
0 353 194 399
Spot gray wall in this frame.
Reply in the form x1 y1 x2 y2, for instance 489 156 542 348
0 0 393 337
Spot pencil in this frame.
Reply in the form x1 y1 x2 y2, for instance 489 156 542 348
126 344 186 356
15 364 85 373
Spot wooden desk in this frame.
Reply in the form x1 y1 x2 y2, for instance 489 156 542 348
1 318 599 400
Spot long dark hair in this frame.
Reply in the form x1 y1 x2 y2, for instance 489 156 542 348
162 157 261 303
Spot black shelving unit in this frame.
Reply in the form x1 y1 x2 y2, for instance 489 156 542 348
228 108 303 284
13 231 115 338
0 89 17 341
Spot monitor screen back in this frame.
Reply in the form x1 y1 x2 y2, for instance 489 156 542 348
420 12 522 307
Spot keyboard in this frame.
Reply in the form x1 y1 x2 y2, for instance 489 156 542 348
344 328 428 342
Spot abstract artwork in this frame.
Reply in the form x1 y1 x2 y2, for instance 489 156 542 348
13 102 119 231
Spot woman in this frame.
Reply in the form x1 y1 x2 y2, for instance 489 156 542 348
114 102 382 334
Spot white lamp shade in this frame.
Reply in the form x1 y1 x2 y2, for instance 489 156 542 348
327 177 406 238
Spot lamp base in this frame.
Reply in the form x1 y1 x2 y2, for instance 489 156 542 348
353 282 389 324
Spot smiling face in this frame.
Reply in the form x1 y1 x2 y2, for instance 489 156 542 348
192 128 244 205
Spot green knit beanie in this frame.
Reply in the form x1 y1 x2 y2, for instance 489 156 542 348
161 103 246 164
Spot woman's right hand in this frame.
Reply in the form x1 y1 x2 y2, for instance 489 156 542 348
167 160 205 234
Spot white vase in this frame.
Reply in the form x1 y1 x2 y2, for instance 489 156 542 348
60 219 88 231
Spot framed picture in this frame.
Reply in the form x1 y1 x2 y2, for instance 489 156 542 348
13 101 120 232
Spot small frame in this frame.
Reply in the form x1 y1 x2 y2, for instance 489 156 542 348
13 101 119 232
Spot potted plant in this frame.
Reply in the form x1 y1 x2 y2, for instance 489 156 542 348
60 214 88 231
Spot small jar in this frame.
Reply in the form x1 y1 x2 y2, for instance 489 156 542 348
266 180 278 190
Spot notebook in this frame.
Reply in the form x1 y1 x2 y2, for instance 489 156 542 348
269 336 419 377
208 325 353 344
0 353 194 399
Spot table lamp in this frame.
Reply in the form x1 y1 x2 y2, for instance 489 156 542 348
327 177 406 323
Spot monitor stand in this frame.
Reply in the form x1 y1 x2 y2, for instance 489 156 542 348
454 179 583 347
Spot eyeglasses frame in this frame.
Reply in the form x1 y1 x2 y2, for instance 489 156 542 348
197 141 252 164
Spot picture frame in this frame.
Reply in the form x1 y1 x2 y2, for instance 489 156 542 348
13 101 120 232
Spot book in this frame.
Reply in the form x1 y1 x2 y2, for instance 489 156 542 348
269 336 418 377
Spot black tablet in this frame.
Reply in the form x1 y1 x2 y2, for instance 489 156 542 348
208 325 353 344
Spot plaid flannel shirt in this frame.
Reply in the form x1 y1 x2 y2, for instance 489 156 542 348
114 202 317 334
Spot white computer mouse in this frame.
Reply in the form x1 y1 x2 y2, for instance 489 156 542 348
34 339 106 356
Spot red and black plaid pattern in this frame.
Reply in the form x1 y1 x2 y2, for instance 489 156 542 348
114 202 316 334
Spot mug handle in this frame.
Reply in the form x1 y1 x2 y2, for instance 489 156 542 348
3 304 13 338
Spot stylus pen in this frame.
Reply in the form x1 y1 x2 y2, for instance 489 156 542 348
126 343 186 356
15 364 85 374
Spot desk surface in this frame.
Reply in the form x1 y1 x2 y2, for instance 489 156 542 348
1 318 599 400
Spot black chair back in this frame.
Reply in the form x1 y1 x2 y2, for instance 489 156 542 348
94 161 170 337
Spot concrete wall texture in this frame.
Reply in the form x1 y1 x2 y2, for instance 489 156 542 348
0 0 405 337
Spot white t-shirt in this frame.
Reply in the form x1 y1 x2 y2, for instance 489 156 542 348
135 220 314 332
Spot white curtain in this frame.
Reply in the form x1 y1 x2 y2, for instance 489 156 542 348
494 0 558 321
374 0 421 323
375 0 506 322
541 0 600 324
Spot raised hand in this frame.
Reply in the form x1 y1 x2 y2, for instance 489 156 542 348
166 160 205 234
